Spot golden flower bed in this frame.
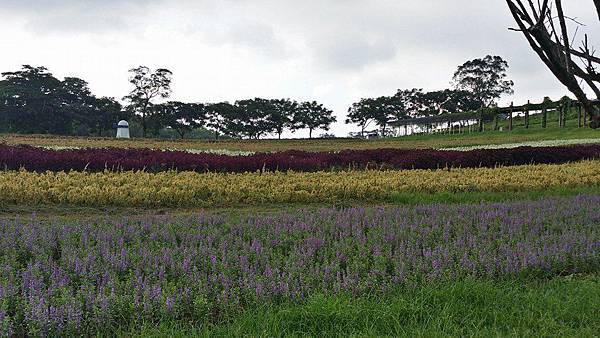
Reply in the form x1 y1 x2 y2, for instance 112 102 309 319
1 161 598 208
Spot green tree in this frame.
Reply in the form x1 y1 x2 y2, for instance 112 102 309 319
1 65 64 134
205 102 238 140
293 101 336 139
58 77 97 135
159 101 206 139
452 55 514 108
235 98 277 139
269 98 298 139
89 97 124 137
420 89 480 115
123 66 173 137
346 98 379 138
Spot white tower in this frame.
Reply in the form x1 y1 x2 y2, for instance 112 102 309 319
116 120 130 138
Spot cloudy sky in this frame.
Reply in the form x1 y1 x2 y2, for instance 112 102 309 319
1 0 598 137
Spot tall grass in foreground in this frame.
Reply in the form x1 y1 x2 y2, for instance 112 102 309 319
0 195 598 336
128 275 600 337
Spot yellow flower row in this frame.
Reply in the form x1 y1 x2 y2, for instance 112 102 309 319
1 161 599 208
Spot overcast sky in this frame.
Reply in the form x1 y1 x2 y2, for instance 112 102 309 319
1 0 598 137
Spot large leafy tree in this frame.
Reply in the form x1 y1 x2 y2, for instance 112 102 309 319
506 0 600 128
392 88 427 117
452 55 514 108
292 101 336 139
269 98 298 139
420 89 481 115
0 81 10 133
158 101 205 139
0 65 123 136
346 98 377 138
123 66 172 137
58 77 96 135
346 96 398 137
89 97 124 137
205 102 238 140
235 98 278 139
0 65 64 134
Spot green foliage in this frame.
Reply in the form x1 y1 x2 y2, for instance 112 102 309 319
123 66 173 137
118 274 600 337
0 65 125 136
292 101 337 139
154 102 206 139
453 55 514 108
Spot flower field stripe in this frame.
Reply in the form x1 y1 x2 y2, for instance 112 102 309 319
1 161 599 207
0 195 598 336
440 138 600 151
2 144 600 173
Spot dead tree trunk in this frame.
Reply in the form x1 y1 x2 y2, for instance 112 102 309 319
506 0 600 128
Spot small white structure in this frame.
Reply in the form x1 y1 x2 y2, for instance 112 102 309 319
116 120 130 139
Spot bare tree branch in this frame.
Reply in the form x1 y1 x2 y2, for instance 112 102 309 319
555 0 571 73
507 0 600 127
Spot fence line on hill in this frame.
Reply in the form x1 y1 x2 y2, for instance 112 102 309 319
388 97 600 136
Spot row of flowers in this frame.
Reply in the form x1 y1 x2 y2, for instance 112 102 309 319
2 144 600 173
1 161 598 207
1 195 598 336
441 138 600 151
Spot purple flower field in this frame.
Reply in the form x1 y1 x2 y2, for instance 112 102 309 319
0 195 599 336
2 143 600 173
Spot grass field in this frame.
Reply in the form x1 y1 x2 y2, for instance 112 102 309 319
2 123 599 152
1 124 599 336
126 274 600 337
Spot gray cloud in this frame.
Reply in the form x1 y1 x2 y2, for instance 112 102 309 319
191 19 293 60
0 0 164 33
312 33 398 70
1 0 598 136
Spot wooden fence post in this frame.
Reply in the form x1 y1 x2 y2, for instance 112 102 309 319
542 102 548 128
525 100 530 129
494 113 499 131
558 102 566 128
563 99 571 128
558 103 565 128
509 102 513 131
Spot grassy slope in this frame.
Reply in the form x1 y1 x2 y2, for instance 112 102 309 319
124 274 600 337
3 110 599 337
2 113 598 152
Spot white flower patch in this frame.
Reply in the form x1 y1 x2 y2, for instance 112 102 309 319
181 149 256 156
440 138 600 151
40 145 82 151
33 145 255 156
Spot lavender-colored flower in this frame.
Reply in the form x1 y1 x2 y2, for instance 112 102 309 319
0 195 598 335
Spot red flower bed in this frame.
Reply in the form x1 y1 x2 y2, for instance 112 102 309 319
1 144 599 173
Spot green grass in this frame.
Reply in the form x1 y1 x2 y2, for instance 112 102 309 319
3 114 598 152
389 186 600 205
488 106 588 131
118 274 600 337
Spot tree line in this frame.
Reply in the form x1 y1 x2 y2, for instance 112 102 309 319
0 55 514 139
0 65 336 139
346 55 514 137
